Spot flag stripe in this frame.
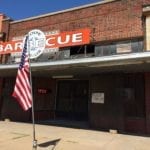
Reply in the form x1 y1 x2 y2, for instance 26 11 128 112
12 36 32 111
13 85 30 110
17 69 32 102
16 76 31 107
12 92 28 111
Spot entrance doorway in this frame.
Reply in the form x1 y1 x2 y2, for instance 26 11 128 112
56 80 89 121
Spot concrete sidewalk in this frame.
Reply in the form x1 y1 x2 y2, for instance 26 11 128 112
0 121 150 150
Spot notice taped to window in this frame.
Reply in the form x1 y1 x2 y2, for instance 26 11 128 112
92 92 104 104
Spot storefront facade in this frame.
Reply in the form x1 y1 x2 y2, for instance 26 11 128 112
0 0 150 135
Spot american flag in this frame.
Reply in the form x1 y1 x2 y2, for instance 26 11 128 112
12 36 32 111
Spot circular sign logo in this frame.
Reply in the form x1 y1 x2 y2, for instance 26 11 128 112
28 29 46 59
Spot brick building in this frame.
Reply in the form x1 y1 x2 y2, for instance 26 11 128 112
0 0 150 135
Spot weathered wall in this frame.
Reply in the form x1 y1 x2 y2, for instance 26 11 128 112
2 0 150 42
1 78 30 121
33 77 56 121
0 77 56 122
90 74 124 131
90 73 146 134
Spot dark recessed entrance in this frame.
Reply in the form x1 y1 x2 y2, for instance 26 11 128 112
56 80 89 121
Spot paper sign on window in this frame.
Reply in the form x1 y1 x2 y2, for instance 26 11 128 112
92 92 104 104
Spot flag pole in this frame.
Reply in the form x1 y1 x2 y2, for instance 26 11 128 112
27 36 37 150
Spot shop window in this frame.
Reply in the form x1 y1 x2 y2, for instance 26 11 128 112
70 46 84 55
70 45 94 58
131 40 143 52
116 41 132 54
57 48 70 60
86 45 95 54
95 39 143 57
95 44 116 56
116 39 143 54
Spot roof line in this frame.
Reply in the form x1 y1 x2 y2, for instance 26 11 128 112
11 0 117 24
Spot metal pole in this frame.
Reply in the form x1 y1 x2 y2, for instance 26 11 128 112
27 36 37 150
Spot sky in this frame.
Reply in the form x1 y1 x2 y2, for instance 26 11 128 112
0 0 101 20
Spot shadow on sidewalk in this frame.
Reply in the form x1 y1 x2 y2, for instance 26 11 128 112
38 139 61 150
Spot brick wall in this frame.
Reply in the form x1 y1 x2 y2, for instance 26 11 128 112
0 16 11 64
2 0 150 43
143 0 150 5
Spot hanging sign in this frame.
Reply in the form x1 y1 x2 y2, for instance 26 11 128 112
0 28 90 55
